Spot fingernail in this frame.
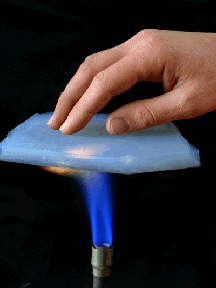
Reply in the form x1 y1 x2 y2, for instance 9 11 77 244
59 120 68 131
111 118 129 135
47 116 53 125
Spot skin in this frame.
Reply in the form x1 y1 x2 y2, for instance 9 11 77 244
47 29 216 135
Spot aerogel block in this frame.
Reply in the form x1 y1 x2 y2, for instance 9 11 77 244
0 112 200 175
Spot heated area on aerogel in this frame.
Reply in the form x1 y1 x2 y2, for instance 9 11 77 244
0 112 200 174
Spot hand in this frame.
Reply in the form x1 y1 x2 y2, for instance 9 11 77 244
47 29 216 135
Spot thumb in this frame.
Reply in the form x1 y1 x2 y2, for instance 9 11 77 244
106 81 194 135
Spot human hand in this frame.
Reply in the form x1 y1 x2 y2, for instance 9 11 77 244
47 29 216 135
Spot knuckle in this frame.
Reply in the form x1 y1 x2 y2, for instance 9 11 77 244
140 28 157 36
138 28 160 42
133 101 155 128
78 53 96 75
92 71 106 87
134 29 164 57
85 53 96 64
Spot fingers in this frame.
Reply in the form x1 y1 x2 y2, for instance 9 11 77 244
47 30 165 135
54 54 141 135
46 29 216 137
48 45 125 130
106 81 197 134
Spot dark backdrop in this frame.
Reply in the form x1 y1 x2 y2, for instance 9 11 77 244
0 0 216 287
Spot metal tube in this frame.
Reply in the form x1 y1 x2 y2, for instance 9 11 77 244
93 275 107 288
91 243 113 288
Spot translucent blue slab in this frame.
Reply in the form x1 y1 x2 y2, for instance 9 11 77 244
0 112 200 174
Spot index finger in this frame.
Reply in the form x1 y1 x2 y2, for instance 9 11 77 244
58 54 140 135
48 45 125 131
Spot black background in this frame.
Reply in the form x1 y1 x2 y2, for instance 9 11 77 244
0 0 216 287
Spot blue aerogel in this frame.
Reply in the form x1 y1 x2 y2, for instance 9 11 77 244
0 111 201 250
0 112 200 174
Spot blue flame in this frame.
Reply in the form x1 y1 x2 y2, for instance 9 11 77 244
75 171 114 247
